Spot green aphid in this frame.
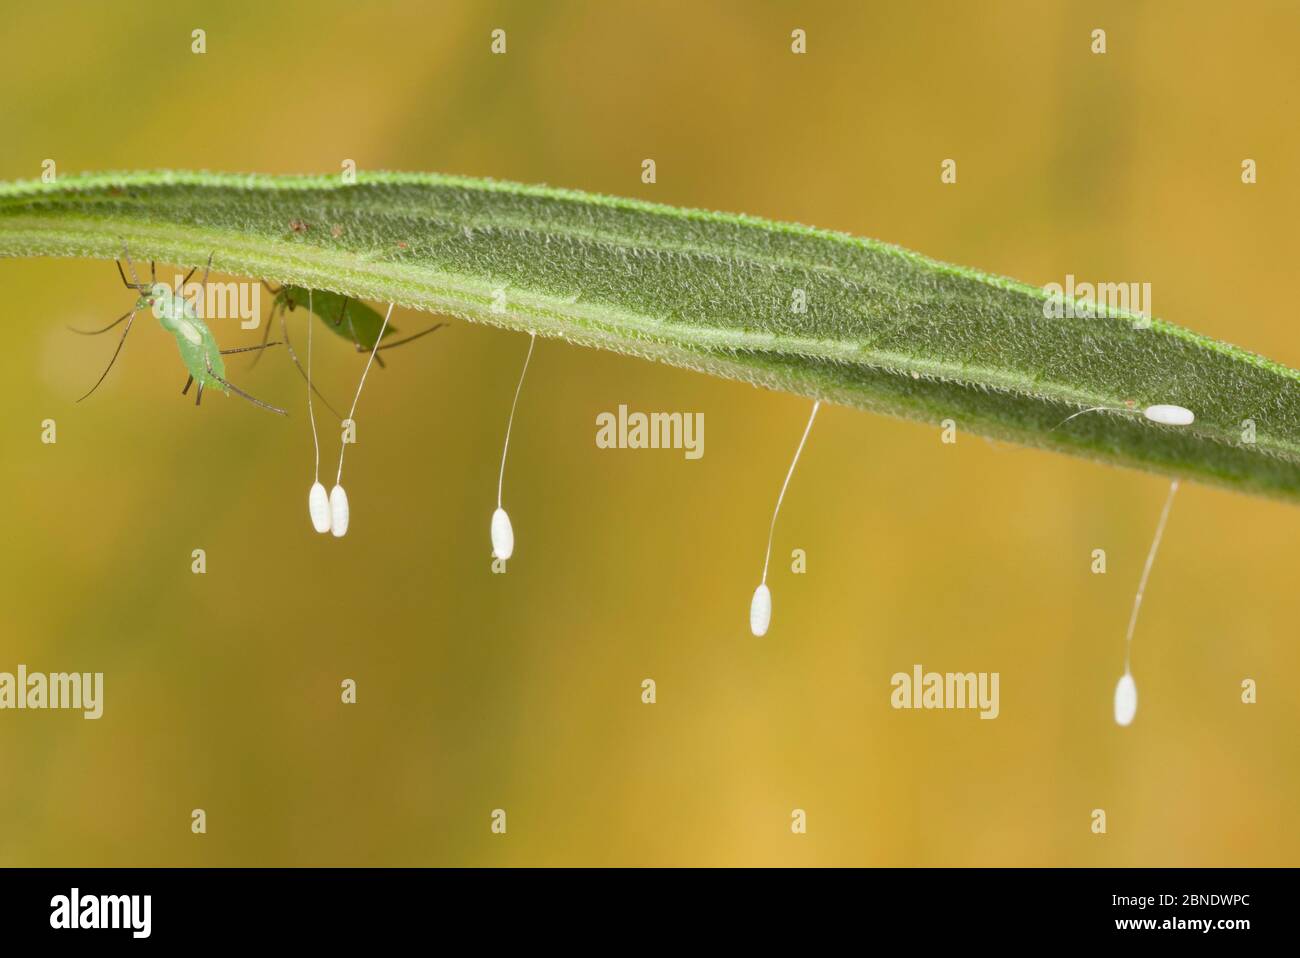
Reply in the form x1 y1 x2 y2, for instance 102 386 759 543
255 283 446 416
260 283 445 365
74 250 285 414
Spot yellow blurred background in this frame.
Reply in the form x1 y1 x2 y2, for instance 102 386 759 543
1 0 1297 866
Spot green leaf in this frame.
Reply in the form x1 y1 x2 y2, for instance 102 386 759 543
2 170 1298 501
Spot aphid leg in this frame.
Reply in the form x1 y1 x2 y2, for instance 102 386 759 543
279 308 343 418
219 342 281 355
76 308 139 402
195 382 204 406
181 374 193 395
249 301 281 369
181 265 197 287
376 323 448 351
333 297 350 327
204 355 287 416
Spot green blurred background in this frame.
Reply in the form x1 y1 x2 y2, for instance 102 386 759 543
1 0 1297 866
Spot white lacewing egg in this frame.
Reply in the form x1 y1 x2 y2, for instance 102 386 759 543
491 507 514 559
1113 673 1138 726
308 481 331 534
329 484 350 538
750 583 772 637
1143 404 1194 426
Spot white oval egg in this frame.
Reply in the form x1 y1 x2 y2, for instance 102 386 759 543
1143 404 1194 426
329 484 350 538
308 481 331 534
1113 673 1138 726
750 583 772 637
491 507 514 559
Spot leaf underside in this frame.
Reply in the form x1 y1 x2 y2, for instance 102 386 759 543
2 171 1298 502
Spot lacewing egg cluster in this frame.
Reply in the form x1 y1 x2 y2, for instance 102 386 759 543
306 482 349 537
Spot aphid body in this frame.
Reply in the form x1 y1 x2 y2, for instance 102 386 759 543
74 250 283 414
273 286 397 352
140 282 227 392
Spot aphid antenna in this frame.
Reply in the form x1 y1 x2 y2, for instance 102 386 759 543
76 307 139 402
115 245 154 291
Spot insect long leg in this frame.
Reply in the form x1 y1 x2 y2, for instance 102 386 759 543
279 308 343 418
69 308 136 335
196 382 203 406
182 375 193 395
204 355 287 416
376 323 447 351
219 342 281 355
250 301 280 369
181 265 197 287
76 308 139 402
